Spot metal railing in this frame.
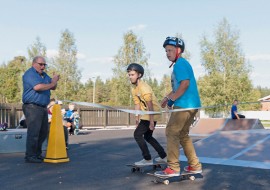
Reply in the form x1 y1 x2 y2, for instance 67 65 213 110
0 104 169 128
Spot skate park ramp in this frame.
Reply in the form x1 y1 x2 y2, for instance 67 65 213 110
190 118 226 136
221 118 264 131
190 118 264 136
180 129 270 169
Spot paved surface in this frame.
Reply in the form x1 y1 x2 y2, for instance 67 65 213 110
1 128 270 190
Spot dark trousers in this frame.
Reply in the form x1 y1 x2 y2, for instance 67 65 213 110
233 114 245 119
23 104 48 158
64 126 69 146
134 120 167 160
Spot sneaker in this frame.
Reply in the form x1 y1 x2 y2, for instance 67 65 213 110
37 155 45 161
25 156 42 163
154 156 167 163
154 167 180 177
184 165 202 174
134 159 153 166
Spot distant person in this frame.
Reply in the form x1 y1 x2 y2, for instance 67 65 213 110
47 98 56 124
64 103 75 135
22 56 60 163
19 114 27 128
127 63 167 166
231 100 245 119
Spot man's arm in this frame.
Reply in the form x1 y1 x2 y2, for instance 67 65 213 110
234 111 240 119
33 83 57 91
33 74 60 91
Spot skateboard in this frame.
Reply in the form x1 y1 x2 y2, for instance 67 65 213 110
147 171 203 185
126 162 167 173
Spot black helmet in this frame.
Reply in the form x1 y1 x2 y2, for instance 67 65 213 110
127 63 144 78
163 36 185 53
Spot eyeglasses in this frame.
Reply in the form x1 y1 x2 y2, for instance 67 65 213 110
36 62 47 67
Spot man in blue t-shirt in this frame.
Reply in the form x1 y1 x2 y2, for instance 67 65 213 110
155 37 202 177
231 100 245 119
22 56 60 163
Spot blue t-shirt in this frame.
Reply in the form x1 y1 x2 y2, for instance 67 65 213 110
22 67 52 106
171 57 201 108
231 105 237 119
65 110 74 122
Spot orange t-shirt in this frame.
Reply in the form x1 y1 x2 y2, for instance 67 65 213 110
131 80 161 122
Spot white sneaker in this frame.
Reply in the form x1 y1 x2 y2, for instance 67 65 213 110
134 159 153 166
154 156 167 163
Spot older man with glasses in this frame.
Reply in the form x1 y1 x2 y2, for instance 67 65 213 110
22 56 60 163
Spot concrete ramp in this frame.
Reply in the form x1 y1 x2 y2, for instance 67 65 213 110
190 118 265 136
221 119 264 131
190 118 227 136
180 129 270 169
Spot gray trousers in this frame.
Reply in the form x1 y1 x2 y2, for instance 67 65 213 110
23 104 48 158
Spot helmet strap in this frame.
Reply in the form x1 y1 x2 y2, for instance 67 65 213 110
169 48 181 68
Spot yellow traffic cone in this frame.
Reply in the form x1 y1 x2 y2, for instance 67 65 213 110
44 104 70 163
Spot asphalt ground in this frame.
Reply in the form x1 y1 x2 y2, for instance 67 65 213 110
0 128 270 190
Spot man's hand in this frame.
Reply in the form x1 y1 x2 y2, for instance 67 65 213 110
51 74 60 90
51 74 60 84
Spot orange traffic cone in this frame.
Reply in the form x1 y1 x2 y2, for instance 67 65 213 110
44 104 70 163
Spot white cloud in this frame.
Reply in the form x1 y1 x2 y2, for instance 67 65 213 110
246 54 270 61
47 49 58 58
77 53 87 60
128 24 147 31
46 49 87 60
16 50 25 55
85 56 114 64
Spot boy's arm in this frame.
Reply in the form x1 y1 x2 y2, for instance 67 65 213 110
145 100 155 131
170 80 189 101
134 104 140 127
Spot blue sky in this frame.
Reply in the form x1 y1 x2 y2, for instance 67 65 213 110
0 0 270 88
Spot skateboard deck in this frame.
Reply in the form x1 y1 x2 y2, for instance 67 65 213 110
147 171 203 185
126 162 167 173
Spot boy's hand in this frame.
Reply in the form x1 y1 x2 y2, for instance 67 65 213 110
149 120 155 131
161 97 169 108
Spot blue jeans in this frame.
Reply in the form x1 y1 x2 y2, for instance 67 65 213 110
23 104 48 158
134 120 166 160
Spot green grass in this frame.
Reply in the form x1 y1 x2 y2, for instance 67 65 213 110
261 120 270 128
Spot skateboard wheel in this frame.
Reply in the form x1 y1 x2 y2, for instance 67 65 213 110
163 180 169 185
189 176 195 181
131 168 136 173
153 165 157 170
136 167 140 171
140 168 144 173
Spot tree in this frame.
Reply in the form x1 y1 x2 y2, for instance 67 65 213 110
27 37 47 60
111 30 150 106
50 29 81 101
0 56 26 103
198 18 260 116
175 33 191 61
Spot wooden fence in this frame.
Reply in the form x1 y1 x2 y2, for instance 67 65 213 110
0 103 169 128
